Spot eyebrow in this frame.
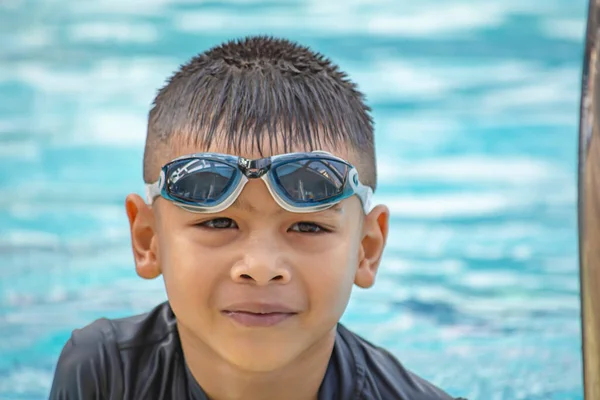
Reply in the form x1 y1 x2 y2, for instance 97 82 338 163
230 197 258 213
230 198 344 215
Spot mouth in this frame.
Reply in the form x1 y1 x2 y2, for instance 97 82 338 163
221 303 298 328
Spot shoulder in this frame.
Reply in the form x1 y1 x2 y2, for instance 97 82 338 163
337 324 463 400
49 317 122 399
49 302 177 400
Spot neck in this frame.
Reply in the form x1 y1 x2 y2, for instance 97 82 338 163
179 326 336 400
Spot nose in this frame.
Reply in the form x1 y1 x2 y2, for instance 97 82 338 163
230 245 292 286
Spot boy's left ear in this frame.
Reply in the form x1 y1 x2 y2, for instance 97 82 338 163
354 204 390 288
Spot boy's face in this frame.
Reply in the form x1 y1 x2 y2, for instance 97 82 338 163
126 141 389 372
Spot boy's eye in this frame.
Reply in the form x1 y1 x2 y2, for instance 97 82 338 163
199 218 238 229
289 222 327 233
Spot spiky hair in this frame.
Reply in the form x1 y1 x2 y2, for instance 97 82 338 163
143 35 377 190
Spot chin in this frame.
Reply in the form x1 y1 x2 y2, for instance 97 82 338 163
219 341 303 372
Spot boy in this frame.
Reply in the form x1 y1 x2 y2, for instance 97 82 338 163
49 36 460 400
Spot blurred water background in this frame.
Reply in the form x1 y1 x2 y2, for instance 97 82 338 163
0 0 588 399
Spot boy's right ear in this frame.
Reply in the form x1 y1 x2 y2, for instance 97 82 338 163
125 194 161 280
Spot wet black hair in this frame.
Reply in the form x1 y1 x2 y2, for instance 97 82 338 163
143 35 377 190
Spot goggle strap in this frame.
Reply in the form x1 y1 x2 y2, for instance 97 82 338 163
362 187 374 213
145 170 165 204
348 167 373 213
145 182 159 204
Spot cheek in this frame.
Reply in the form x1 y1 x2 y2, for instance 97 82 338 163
158 230 222 313
303 234 360 318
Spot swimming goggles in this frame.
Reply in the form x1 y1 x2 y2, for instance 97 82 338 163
145 151 373 214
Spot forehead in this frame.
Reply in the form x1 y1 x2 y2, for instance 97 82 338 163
163 134 357 166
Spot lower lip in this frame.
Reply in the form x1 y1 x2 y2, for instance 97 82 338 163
222 311 296 327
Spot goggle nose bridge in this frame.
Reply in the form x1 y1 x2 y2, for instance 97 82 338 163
237 156 273 179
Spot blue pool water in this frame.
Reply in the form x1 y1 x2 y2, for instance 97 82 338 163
0 0 588 399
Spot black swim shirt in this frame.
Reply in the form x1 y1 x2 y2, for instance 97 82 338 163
49 302 464 400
